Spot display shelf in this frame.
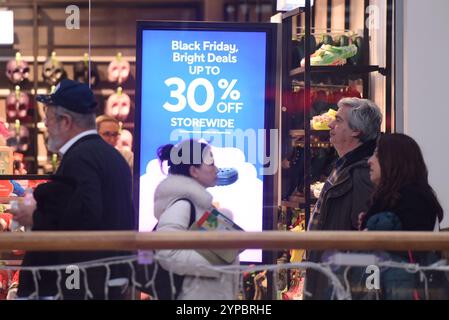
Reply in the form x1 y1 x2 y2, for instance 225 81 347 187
0 56 136 63
93 89 135 96
5 122 38 129
289 129 330 138
0 174 52 180
0 88 135 97
281 200 303 208
281 7 304 20
289 65 385 78
292 141 332 148
0 259 22 266
281 199 317 209
122 123 135 129
0 196 16 203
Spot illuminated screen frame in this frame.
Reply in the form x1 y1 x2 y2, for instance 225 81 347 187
134 21 277 264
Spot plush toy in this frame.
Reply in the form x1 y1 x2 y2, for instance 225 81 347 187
107 52 130 84
6 121 29 153
116 129 133 152
6 86 30 121
74 53 100 87
43 52 67 86
105 87 131 121
6 271 19 300
0 270 19 300
0 213 13 232
5 53 30 85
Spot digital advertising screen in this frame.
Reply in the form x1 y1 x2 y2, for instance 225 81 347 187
135 21 277 263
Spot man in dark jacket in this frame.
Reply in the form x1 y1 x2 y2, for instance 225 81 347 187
304 97 382 300
12 79 135 299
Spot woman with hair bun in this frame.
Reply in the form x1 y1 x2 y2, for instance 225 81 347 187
153 139 239 300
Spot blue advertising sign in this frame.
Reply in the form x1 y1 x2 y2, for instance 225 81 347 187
135 22 277 263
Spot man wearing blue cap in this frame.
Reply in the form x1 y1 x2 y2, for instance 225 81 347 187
12 79 135 299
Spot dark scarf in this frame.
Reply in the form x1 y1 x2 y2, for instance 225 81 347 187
336 139 377 173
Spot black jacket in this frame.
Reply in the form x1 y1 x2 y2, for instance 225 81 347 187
365 184 441 231
305 140 376 300
353 184 444 300
18 134 135 299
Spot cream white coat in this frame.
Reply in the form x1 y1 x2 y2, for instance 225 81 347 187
153 174 239 300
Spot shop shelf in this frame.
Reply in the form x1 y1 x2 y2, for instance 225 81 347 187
0 56 136 63
289 129 330 138
281 7 304 20
281 200 303 208
289 65 385 78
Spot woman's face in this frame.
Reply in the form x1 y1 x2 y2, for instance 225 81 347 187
190 147 218 188
368 149 381 185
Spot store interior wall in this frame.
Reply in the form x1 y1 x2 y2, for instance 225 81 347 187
401 0 449 228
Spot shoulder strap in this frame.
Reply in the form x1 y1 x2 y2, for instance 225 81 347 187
175 198 196 227
153 198 196 231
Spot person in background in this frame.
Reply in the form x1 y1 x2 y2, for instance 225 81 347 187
96 115 133 171
305 97 382 300
11 79 135 299
357 133 445 300
154 139 239 300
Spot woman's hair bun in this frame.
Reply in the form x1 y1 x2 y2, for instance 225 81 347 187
157 144 175 163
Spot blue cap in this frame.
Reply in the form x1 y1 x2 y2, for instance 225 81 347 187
36 79 97 114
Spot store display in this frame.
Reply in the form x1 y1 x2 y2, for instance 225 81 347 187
116 129 133 152
282 271 304 300
0 147 13 175
5 53 30 85
311 181 324 198
348 36 364 65
300 43 358 67
13 152 27 175
105 87 131 121
0 121 9 147
291 35 316 68
74 54 100 87
6 122 29 153
107 52 131 84
42 52 67 86
6 87 29 121
311 108 336 130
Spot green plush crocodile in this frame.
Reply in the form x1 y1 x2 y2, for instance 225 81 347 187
301 44 358 66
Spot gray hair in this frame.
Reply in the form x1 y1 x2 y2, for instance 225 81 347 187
53 105 96 130
337 97 382 142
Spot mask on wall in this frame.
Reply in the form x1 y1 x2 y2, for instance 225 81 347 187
74 54 100 87
5 53 30 85
43 52 67 86
107 53 130 84
6 87 30 120
117 129 133 152
7 121 30 153
105 87 131 121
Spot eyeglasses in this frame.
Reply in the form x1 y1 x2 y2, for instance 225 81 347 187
100 131 120 138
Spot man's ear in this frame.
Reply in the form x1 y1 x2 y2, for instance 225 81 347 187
59 114 73 130
351 130 362 138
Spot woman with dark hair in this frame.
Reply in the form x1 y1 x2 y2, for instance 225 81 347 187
358 133 445 300
153 139 239 300
363 133 443 230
